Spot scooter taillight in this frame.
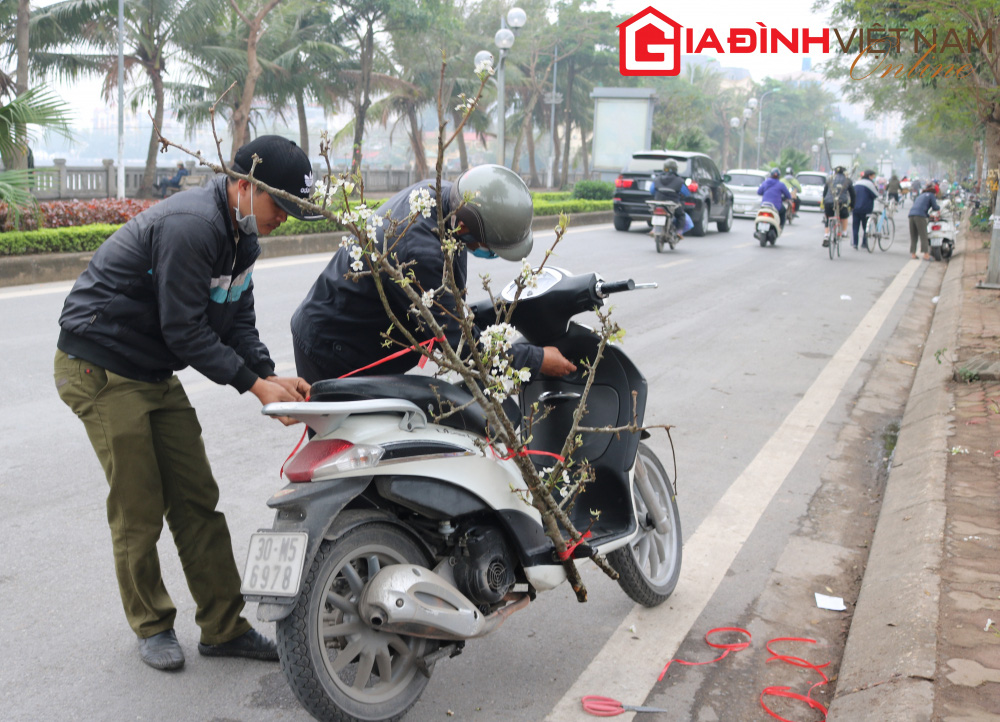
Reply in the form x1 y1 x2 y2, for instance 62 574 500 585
931 224 942 231
652 206 667 215
285 439 384 482
759 211 774 219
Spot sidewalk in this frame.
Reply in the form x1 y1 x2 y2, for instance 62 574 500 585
828 227 1000 720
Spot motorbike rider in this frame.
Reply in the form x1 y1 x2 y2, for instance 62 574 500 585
852 169 879 250
757 168 792 229
782 167 801 217
53 135 317 671
291 164 577 384
650 159 690 237
821 166 855 247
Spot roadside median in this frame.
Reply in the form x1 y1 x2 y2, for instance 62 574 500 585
0 210 613 289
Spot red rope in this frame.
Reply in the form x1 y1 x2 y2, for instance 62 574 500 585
280 337 444 478
557 530 592 561
658 627 751 681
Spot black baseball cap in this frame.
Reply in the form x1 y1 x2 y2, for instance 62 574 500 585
232 135 322 221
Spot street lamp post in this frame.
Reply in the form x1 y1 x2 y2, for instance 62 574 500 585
811 144 820 171
755 88 780 169
484 7 526 167
824 129 834 170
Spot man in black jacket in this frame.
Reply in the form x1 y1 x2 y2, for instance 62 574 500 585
650 159 690 237
291 164 576 384
54 135 317 671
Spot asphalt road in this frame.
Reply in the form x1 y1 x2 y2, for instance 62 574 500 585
0 212 928 721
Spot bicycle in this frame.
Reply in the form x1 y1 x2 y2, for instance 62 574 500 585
827 189 844 260
865 200 895 252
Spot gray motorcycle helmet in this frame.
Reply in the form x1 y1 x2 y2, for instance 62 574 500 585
663 159 678 173
449 164 533 261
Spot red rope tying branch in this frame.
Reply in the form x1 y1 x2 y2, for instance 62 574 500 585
657 627 752 681
280 337 445 478
489 444 566 463
557 530 592 561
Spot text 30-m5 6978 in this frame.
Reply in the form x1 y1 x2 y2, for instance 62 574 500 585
241 531 309 597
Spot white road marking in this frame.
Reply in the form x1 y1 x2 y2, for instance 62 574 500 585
656 258 694 270
545 259 923 721
0 281 75 301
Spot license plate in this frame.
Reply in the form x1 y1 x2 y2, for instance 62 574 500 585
241 531 308 597
756 223 770 232
651 215 667 226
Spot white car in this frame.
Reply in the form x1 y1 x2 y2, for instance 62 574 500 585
724 169 769 218
796 171 828 210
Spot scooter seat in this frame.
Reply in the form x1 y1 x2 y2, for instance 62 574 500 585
309 375 518 435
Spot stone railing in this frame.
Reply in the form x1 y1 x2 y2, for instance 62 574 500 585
25 160 597 200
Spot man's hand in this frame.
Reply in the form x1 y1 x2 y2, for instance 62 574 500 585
540 346 577 377
249 376 310 426
268 375 311 400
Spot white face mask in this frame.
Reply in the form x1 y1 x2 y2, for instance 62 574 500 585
234 185 259 236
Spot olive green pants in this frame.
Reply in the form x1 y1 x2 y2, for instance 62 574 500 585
54 350 251 643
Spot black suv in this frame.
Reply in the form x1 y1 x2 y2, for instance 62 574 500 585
613 150 734 236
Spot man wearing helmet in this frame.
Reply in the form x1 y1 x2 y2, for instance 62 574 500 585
757 168 792 229
821 166 854 246
291 165 577 383
650 159 690 237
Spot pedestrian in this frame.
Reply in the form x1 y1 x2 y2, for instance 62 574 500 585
54 135 320 671
291 164 577 384
852 169 879 250
908 182 941 260
154 162 190 197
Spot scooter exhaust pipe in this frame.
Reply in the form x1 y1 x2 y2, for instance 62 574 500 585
357 564 530 641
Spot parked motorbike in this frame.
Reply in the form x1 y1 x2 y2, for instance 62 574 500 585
645 198 682 252
753 202 782 246
244 268 682 722
929 205 955 261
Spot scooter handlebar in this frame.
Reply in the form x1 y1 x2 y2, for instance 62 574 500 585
596 279 635 296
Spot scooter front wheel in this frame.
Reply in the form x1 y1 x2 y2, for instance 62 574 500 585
608 442 682 607
277 522 435 722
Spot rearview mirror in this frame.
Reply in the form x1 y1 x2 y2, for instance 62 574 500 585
723 174 731 182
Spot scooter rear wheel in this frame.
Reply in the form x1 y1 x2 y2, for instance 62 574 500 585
608 442 682 607
277 522 435 722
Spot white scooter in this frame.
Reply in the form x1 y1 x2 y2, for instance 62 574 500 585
245 268 682 722
928 203 955 261
753 202 783 246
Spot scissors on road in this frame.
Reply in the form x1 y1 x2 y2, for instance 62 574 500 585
582 695 669 716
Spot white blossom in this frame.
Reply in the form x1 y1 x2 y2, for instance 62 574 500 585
475 58 494 76
350 259 364 272
518 368 531 382
420 289 437 308
408 187 437 218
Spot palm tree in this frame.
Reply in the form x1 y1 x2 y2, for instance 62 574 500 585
31 0 220 196
0 86 72 225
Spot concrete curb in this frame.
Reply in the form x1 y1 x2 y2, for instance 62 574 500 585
827 238 963 720
0 210 614 289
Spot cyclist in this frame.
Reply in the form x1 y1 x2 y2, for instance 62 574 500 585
651 159 691 238
852 169 879 250
886 173 901 207
822 166 854 247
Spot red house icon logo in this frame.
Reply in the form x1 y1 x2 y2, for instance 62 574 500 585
619 7 682 77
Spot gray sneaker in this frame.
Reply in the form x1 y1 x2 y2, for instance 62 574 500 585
138 629 185 671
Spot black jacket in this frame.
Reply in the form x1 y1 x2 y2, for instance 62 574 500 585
823 173 855 207
57 175 274 392
291 179 543 379
652 171 685 200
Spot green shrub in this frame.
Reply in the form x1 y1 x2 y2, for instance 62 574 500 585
532 198 612 215
971 205 992 233
0 224 122 256
532 191 573 203
571 180 615 200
